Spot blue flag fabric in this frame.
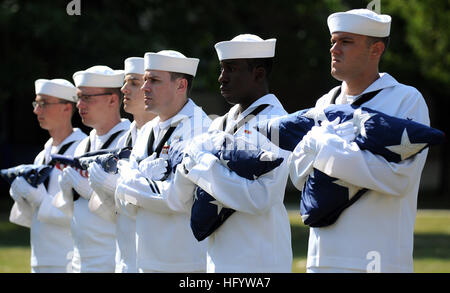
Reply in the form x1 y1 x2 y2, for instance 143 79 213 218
0 164 53 188
257 104 445 227
169 135 284 241
49 146 132 174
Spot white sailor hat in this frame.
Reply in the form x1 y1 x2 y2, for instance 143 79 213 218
327 9 391 37
124 57 145 75
214 34 276 61
73 65 125 88
144 50 199 77
34 79 78 102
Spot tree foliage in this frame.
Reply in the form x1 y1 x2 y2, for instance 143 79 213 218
0 0 448 186
384 0 449 89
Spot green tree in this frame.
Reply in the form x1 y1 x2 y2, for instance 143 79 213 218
382 0 449 194
0 0 448 196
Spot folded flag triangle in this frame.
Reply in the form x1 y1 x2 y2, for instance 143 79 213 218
169 133 284 241
257 104 445 227
0 164 53 188
49 146 132 176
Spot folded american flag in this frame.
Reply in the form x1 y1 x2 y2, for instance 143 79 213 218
49 146 132 177
0 164 53 187
257 104 445 227
170 135 284 241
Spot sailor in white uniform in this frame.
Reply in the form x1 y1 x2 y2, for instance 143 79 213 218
9 78 87 273
289 9 431 273
54 65 130 273
115 50 210 272
176 34 293 273
87 57 157 273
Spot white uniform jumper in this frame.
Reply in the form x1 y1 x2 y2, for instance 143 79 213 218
290 73 430 272
116 99 210 272
181 94 293 273
114 120 156 273
70 119 130 273
10 128 87 273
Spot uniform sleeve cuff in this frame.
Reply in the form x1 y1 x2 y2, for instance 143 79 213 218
185 152 218 185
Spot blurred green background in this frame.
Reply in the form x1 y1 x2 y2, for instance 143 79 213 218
1 208 450 273
0 0 448 273
0 0 448 196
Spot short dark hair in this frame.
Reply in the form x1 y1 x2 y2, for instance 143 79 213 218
169 72 194 97
59 100 77 116
104 87 124 105
245 58 273 80
366 36 390 57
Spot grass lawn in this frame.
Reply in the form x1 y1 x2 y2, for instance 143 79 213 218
289 209 450 273
0 210 449 273
0 212 30 273
410 210 450 273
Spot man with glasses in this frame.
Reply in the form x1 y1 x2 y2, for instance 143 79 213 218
54 65 130 273
9 78 86 273
87 57 157 273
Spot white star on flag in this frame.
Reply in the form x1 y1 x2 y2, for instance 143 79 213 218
259 151 276 161
351 108 377 138
303 107 327 126
210 200 224 215
219 153 230 166
194 190 199 201
333 179 361 199
385 128 427 160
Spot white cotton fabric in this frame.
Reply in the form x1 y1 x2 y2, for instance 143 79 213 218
67 119 130 273
115 99 210 272
328 8 391 37
73 65 124 88
35 79 78 102
9 129 87 270
124 57 145 75
180 94 293 272
113 119 156 273
214 34 276 61
289 73 430 272
144 50 199 76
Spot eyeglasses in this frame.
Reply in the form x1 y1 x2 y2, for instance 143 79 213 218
32 101 67 109
78 93 113 103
